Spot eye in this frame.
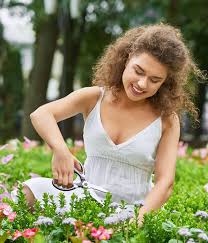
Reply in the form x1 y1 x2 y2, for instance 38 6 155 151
134 68 143 75
150 78 159 83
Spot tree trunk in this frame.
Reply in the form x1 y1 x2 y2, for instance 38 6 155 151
194 83 206 138
167 0 178 26
59 8 87 140
22 14 59 140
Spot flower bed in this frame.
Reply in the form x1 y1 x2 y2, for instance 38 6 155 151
0 138 207 242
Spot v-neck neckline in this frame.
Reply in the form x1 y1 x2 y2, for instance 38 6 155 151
97 89 161 149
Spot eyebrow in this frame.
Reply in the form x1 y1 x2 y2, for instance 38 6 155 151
135 64 164 80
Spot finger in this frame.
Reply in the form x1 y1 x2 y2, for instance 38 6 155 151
52 170 58 180
73 158 82 172
58 173 63 186
68 172 74 185
52 171 59 184
62 173 68 188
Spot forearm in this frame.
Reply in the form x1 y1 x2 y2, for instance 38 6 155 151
30 107 68 151
138 181 173 219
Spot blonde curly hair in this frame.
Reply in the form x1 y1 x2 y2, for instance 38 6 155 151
92 23 205 123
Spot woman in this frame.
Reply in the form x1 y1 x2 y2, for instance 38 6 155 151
12 23 203 225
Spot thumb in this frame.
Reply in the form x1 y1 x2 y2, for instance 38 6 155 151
72 156 82 172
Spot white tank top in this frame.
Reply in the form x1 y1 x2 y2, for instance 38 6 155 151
83 87 162 204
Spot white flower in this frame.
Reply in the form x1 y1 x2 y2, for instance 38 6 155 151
133 200 144 207
55 207 68 215
97 212 105 218
194 210 208 219
190 228 204 234
186 238 196 243
198 233 208 241
104 215 120 225
204 183 208 193
109 202 120 209
117 210 134 222
178 227 192 237
124 205 134 212
62 217 76 225
104 208 134 225
34 216 53 225
115 207 122 213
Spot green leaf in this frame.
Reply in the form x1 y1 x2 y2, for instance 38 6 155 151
34 233 45 243
162 220 176 232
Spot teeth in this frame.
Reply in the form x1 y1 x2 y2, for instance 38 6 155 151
132 85 143 93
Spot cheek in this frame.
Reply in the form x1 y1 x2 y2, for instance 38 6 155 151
122 68 135 84
122 69 128 84
153 84 162 94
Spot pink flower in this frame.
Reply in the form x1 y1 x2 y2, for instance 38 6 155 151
91 226 113 240
91 226 101 238
0 203 16 221
0 191 11 202
199 148 207 159
177 142 188 157
74 140 84 148
8 212 16 222
1 154 14 164
22 228 39 238
98 228 113 240
82 241 92 243
12 230 22 240
23 136 39 150
0 203 12 215
23 136 31 144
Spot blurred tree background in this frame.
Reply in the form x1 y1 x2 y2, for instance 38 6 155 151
0 0 207 146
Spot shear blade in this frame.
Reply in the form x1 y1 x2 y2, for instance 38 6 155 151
88 183 108 193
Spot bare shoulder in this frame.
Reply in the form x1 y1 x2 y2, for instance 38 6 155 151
32 86 102 123
81 86 102 119
161 112 180 134
77 86 101 103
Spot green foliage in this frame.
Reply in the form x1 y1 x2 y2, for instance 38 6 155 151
0 142 208 242
0 44 24 142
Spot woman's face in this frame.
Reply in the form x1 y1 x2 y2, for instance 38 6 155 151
122 52 168 103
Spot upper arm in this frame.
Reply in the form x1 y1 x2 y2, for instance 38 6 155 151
30 86 101 122
154 113 180 188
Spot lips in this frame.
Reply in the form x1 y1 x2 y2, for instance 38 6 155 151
130 83 145 96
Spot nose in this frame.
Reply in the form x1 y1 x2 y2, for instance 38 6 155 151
137 77 148 90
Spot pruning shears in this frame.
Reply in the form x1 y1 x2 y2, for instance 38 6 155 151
52 159 108 194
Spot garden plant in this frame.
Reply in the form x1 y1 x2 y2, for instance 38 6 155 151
0 138 207 242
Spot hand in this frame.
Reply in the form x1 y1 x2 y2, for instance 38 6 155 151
129 215 144 228
137 216 144 227
52 146 82 188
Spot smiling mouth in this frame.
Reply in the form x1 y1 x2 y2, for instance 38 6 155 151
130 83 145 96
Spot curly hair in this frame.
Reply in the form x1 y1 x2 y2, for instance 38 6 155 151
92 23 205 123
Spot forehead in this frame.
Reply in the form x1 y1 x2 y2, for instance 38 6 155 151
128 53 168 78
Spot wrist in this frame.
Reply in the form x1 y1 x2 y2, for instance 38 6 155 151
51 143 69 153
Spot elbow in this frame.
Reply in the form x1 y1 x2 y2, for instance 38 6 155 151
30 110 38 120
30 107 44 120
30 112 35 120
